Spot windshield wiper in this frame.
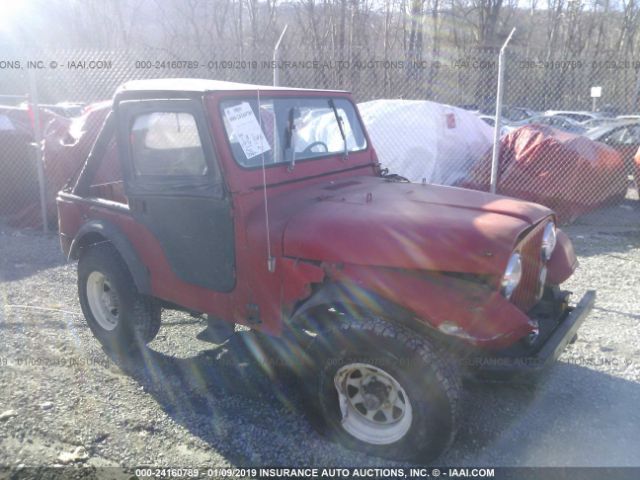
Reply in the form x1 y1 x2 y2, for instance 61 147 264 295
379 167 410 183
328 99 348 161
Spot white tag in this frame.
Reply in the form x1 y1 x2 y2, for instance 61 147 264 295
224 102 271 159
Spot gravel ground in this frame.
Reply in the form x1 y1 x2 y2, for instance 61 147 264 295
1 192 640 470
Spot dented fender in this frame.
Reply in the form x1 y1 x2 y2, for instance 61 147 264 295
302 264 533 349
547 228 578 285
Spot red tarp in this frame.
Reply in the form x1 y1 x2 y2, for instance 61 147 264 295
0 106 70 227
40 102 110 222
0 102 109 228
459 124 628 223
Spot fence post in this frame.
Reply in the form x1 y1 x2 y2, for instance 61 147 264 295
490 27 516 194
273 24 288 87
27 69 48 234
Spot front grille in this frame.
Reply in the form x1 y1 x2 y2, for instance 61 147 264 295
511 221 547 312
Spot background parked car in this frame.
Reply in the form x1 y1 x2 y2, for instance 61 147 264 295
585 120 640 177
0 104 67 136
0 94 27 106
476 114 515 136
458 124 627 223
582 117 621 130
41 102 86 118
616 114 640 121
478 105 538 122
544 110 610 123
526 114 587 134
0 108 40 222
0 105 69 226
0 101 108 228
358 99 493 185
635 146 640 187
501 106 538 122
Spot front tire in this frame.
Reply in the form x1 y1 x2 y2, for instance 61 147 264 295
78 243 161 353
305 314 462 462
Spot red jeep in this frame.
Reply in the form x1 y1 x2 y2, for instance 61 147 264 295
57 79 595 461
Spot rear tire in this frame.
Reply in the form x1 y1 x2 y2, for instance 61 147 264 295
78 243 161 353
303 313 462 462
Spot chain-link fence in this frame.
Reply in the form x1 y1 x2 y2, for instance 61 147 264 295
0 46 638 230
0 96 46 230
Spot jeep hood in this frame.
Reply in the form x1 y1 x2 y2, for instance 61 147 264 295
266 176 552 276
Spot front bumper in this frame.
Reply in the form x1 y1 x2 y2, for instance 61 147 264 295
468 290 596 375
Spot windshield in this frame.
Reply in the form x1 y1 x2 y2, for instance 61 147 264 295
220 96 367 168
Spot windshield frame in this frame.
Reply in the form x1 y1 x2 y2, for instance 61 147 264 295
218 95 368 171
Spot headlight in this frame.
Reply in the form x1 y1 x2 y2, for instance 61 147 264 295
541 221 557 261
501 252 522 299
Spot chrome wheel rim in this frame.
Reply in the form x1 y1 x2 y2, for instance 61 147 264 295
334 362 413 445
86 271 120 331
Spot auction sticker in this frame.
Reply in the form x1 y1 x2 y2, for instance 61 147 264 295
224 102 270 159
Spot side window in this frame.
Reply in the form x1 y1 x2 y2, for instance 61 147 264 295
88 134 128 205
92 137 121 184
130 112 208 176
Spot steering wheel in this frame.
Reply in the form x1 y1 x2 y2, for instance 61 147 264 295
301 141 329 154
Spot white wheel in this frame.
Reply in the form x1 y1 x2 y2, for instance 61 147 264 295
78 244 161 352
306 315 461 461
333 362 413 445
85 271 120 331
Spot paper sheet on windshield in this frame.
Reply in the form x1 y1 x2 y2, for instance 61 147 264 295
224 102 271 159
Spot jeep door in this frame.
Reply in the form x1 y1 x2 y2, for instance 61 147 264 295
117 98 235 292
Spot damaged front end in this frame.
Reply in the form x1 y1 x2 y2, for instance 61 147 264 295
466 288 595 376
289 218 593 376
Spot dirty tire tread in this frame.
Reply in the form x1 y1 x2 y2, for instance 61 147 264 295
332 315 462 449
306 313 462 462
78 242 161 352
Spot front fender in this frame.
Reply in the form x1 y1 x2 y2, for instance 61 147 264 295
291 281 414 329
311 264 533 349
547 229 578 285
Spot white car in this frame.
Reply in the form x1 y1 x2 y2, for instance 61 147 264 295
527 114 588 134
358 99 493 185
583 117 622 130
477 114 515 136
543 110 610 124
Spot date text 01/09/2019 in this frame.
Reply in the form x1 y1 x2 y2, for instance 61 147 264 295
257 468 419 478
